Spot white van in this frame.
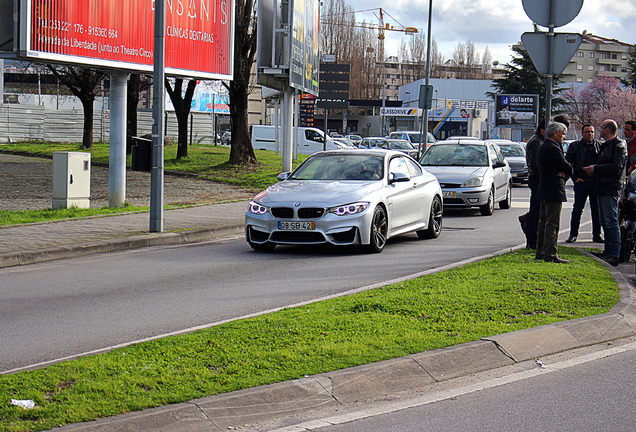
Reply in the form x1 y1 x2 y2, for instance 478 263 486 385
251 125 344 155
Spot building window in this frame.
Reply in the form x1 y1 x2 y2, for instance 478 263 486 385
611 53 618 59
589 52 595 58
577 64 583 70
600 53 608 59
576 52 584 57
623 67 628 73
623 54 629 60
588 65 594 71
611 65 617 72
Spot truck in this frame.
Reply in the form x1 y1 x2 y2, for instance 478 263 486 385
251 125 346 155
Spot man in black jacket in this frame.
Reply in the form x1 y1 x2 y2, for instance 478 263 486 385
584 120 628 266
536 121 573 263
520 120 545 249
564 124 602 243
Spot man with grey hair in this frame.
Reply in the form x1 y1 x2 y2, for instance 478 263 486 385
584 119 627 266
536 121 573 263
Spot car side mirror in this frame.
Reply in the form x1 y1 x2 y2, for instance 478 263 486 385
389 172 410 183
494 161 506 168
277 172 291 181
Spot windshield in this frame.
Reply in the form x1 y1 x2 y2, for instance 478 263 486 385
406 132 422 143
389 140 414 150
290 154 384 181
421 144 488 167
499 145 525 157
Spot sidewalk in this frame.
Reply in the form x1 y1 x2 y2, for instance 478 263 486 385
0 201 248 268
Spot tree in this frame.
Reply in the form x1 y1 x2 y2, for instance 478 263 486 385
127 74 152 154
46 65 105 149
489 44 565 119
593 87 636 126
562 75 622 126
165 77 197 159
622 46 636 88
226 0 258 165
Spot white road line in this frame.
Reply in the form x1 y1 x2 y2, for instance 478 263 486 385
270 342 636 432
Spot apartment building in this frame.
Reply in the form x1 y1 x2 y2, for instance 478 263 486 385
561 33 634 83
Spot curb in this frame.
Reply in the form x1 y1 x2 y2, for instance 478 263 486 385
0 224 244 269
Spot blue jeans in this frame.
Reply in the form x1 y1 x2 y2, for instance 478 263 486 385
569 181 601 238
597 194 620 258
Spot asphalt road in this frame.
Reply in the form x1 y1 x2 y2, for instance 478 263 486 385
0 186 587 373
281 340 636 432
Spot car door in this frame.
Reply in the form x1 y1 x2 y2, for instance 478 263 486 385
386 156 421 231
488 143 509 201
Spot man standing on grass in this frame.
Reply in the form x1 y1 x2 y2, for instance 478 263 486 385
584 119 627 266
520 119 545 249
536 121 572 264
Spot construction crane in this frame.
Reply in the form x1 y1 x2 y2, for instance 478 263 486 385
322 8 418 64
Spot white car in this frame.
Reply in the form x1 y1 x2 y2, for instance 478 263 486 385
420 139 512 216
245 150 443 253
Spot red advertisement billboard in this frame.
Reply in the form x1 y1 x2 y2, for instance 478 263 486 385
25 0 234 79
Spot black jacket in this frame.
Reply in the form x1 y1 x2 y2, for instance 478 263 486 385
593 137 627 196
526 132 544 180
565 138 601 182
538 138 573 202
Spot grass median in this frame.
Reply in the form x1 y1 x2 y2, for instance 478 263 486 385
0 247 619 432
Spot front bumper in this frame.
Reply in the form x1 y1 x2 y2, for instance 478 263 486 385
441 187 490 207
245 208 374 247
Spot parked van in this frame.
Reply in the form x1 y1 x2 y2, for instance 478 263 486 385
251 125 344 155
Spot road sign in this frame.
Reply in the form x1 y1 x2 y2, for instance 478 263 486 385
522 0 583 28
419 85 434 110
521 32 582 75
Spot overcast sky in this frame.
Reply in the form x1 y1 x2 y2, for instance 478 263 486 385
342 0 635 65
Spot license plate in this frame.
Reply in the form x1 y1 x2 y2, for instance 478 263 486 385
442 191 455 198
278 221 315 230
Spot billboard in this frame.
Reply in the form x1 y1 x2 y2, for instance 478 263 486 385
10 0 234 79
289 0 319 94
495 94 538 129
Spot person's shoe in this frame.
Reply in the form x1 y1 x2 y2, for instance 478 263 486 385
544 255 570 264
593 235 604 243
566 235 577 243
603 256 620 266
518 214 528 235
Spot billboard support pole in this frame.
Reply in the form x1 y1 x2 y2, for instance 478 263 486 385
282 87 293 172
108 71 128 208
150 0 165 232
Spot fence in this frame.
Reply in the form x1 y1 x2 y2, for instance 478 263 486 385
0 104 219 145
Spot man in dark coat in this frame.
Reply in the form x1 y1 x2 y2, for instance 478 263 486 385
520 120 545 249
564 124 602 243
583 119 628 266
536 121 573 263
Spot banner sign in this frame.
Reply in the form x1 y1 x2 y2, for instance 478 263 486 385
25 0 234 79
289 0 320 94
380 107 422 117
495 94 538 128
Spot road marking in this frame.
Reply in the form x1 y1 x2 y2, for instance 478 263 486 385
270 342 636 432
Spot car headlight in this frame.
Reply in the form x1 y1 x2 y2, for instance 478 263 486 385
462 177 483 187
329 202 369 216
248 200 269 215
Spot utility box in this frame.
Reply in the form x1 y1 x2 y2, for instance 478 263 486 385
52 152 91 209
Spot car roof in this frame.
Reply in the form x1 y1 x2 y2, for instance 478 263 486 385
433 139 489 146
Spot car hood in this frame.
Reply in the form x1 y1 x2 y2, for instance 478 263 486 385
421 166 488 184
253 180 383 206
